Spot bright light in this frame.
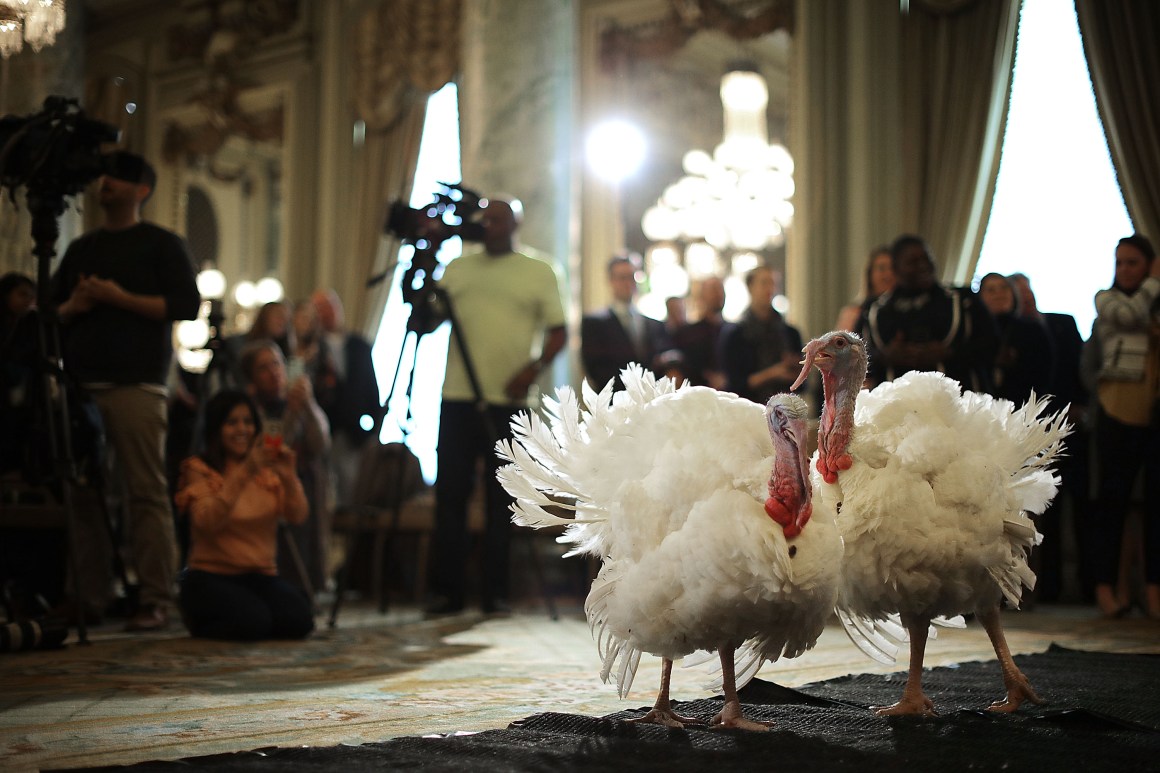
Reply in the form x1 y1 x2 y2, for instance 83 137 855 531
255 277 285 304
639 69 792 261
720 70 768 111
233 280 257 309
177 347 213 373
974 0 1131 336
176 318 210 350
585 119 647 183
196 268 226 300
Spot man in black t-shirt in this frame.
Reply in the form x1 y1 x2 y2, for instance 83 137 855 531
52 152 200 631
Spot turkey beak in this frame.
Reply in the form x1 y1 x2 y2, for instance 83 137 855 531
790 339 824 391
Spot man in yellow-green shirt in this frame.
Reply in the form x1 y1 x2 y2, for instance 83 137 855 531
427 198 566 615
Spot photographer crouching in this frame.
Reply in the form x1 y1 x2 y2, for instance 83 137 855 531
424 197 566 616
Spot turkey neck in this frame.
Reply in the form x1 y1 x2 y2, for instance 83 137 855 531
766 416 812 538
819 361 862 471
769 443 809 516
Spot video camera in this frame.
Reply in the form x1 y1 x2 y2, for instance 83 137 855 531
384 182 487 252
383 182 487 333
0 95 121 203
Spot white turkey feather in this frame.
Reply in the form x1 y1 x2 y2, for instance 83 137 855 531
792 331 1068 714
498 367 842 702
826 368 1068 640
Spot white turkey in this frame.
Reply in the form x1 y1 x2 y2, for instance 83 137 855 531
495 366 842 730
791 330 1069 716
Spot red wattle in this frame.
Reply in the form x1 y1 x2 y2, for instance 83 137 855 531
766 497 806 539
764 497 792 526
817 458 837 484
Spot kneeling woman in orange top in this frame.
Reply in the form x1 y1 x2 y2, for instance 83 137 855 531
176 390 315 640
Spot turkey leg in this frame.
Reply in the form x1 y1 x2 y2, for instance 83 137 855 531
977 605 1044 712
709 646 772 731
874 613 937 716
628 658 705 728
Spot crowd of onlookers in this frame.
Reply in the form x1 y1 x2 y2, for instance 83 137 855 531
1 158 1156 644
583 232 1160 622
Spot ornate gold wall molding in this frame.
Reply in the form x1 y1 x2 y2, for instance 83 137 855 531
352 0 461 132
161 0 299 164
600 0 794 72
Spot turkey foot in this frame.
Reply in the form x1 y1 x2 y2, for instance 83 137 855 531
707 646 771 732
629 658 707 729
978 605 1045 713
873 692 937 717
628 707 705 728
988 671 1044 713
874 614 937 717
709 699 772 731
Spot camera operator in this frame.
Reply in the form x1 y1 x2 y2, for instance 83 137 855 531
50 152 201 632
426 197 566 616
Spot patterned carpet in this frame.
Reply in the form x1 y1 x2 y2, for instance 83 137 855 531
2 603 1157 771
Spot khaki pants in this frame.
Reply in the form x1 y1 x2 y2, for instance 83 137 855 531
85 385 177 611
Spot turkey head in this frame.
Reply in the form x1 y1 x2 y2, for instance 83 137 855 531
791 331 868 483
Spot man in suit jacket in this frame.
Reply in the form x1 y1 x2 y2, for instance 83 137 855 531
311 288 381 506
581 255 678 390
1010 272 1092 603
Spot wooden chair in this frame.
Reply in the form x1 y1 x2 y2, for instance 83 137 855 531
328 442 429 625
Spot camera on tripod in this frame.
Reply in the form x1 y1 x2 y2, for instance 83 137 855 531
0 96 122 643
0 95 121 201
383 182 487 334
385 181 487 252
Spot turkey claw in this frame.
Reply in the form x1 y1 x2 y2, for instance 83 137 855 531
987 677 1044 713
873 696 938 717
708 701 772 731
709 713 772 732
627 708 706 729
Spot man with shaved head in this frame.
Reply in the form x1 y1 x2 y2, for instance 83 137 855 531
426 196 567 616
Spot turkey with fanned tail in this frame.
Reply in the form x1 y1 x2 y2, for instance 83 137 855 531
791 330 1070 716
495 366 842 730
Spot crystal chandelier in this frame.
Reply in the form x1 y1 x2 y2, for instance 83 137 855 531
641 67 794 263
0 0 66 59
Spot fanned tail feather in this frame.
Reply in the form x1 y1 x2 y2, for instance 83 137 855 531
989 565 1028 608
691 638 772 693
933 614 967 629
1006 393 1072 476
587 563 642 697
836 610 962 663
837 608 900 665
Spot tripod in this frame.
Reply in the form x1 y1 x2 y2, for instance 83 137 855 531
327 245 557 625
25 191 101 645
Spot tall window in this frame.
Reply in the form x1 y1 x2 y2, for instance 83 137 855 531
973 0 1132 337
371 83 461 482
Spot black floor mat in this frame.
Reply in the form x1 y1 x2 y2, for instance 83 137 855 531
63 645 1160 772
